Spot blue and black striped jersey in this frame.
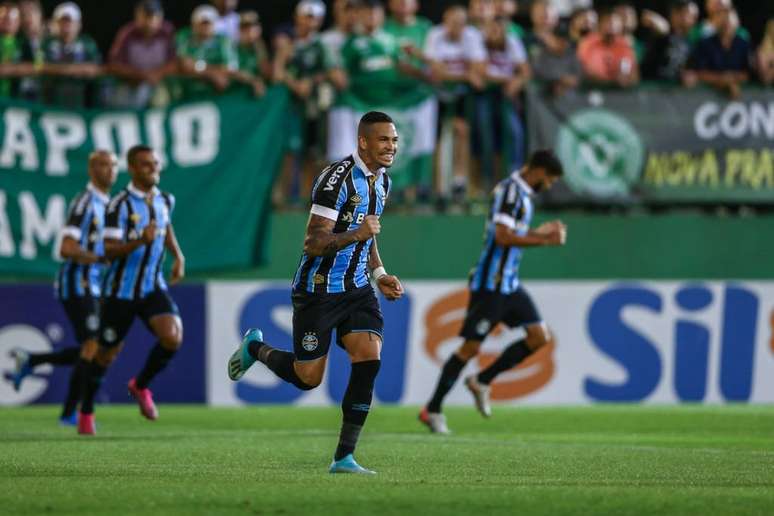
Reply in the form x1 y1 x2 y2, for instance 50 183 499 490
469 173 534 295
293 153 391 294
102 183 175 300
56 183 109 300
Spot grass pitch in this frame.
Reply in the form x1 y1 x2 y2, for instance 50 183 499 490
1 405 773 515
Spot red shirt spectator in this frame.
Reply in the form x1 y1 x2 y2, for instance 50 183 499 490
107 0 176 107
577 8 638 86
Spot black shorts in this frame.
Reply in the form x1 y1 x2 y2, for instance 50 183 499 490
98 289 180 348
60 295 100 343
459 286 542 341
291 285 384 362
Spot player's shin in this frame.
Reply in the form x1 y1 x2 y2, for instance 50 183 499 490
80 362 107 415
61 358 90 418
135 343 176 390
477 339 531 385
28 347 80 367
247 342 315 391
335 360 381 461
426 354 468 413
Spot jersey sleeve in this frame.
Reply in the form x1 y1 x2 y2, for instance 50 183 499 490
162 192 176 217
103 197 128 241
309 165 348 221
492 182 520 230
60 192 89 240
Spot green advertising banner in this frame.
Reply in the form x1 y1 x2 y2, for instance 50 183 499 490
0 88 290 276
527 83 774 203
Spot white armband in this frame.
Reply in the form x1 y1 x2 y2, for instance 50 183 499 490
371 266 387 281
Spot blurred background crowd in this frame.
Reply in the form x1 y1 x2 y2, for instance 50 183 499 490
0 0 771 208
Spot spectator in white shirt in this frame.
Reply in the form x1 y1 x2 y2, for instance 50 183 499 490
474 17 530 188
425 5 488 201
212 0 239 41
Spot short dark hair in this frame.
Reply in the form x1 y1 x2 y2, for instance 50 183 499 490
670 0 694 12
597 6 617 20
526 149 564 177
354 0 383 8
136 0 162 15
127 144 154 165
358 111 394 135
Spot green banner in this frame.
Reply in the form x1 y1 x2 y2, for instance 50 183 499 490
527 83 774 203
327 89 437 191
0 88 290 276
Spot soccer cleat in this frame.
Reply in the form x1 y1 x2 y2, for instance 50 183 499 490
8 349 32 392
128 378 158 420
465 375 492 418
227 328 264 381
418 407 450 435
329 454 376 475
59 413 78 427
78 413 96 435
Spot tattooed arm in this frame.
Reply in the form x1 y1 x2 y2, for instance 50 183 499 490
303 214 381 257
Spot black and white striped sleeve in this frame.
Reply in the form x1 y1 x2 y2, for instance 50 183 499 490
103 195 128 241
60 192 90 240
492 182 520 230
309 162 350 221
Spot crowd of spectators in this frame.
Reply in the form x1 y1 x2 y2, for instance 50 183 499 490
0 0 771 205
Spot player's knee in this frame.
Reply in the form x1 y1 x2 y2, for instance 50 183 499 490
457 341 481 361
294 367 323 389
296 374 321 390
158 324 183 350
159 333 182 351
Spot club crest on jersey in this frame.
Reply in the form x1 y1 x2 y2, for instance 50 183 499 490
302 332 319 351
476 319 491 335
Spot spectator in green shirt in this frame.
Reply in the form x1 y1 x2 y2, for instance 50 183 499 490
40 2 102 108
0 2 23 97
230 10 269 97
321 0 356 65
273 0 329 103
494 0 525 39
272 0 331 204
334 0 408 105
384 0 432 52
176 4 237 99
17 0 46 100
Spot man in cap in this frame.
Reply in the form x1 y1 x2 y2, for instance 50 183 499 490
272 0 332 203
107 0 177 108
231 10 269 97
176 4 237 99
40 2 102 107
